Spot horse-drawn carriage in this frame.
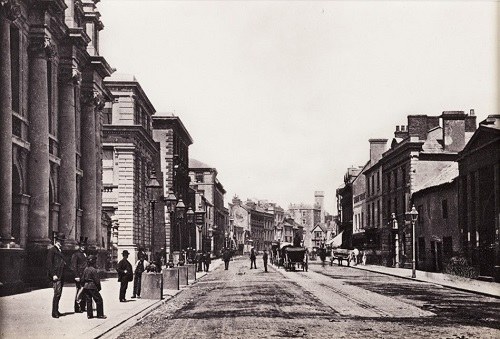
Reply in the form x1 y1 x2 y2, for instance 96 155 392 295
282 244 308 272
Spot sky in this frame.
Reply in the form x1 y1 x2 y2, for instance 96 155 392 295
98 0 498 214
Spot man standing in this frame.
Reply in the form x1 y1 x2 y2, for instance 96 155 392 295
223 249 231 270
82 255 106 319
116 250 133 302
71 237 87 313
131 254 148 299
47 233 67 318
250 248 257 269
204 251 211 272
262 249 268 272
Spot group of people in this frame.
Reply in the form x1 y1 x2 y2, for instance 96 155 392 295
194 250 212 272
46 233 106 319
249 248 269 272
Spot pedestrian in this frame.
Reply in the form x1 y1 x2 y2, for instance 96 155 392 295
70 237 88 313
319 248 326 268
131 254 148 299
47 233 67 318
195 250 203 272
82 255 106 319
223 249 231 270
262 249 268 272
204 251 211 272
362 251 367 265
116 250 133 302
353 248 360 265
250 248 257 269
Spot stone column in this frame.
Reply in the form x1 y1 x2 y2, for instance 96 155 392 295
80 90 104 247
0 0 20 244
57 66 81 243
27 36 55 243
95 106 103 247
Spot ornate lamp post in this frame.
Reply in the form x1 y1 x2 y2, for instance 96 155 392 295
195 201 206 251
406 206 419 278
175 196 186 264
208 227 213 252
164 190 177 265
391 213 400 268
146 170 162 258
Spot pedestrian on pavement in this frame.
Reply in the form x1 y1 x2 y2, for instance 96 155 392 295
71 237 88 313
362 251 367 265
131 254 148 299
353 248 360 265
319 248 327 268
262 249 268 272
250 248 257 269
47 232 67 318
82 255 106 319
223 248 231 270
116 250 133 302
204 251 211 272
195 250 203 272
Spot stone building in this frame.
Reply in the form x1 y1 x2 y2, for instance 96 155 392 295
336 167 363 250
189 158 227 254
381 111 476 268
362 139 388 264
101 73 162 266
288 192 324 250
457 114 500 281
412 164 460 272
0 0 112 292
352 161 369 249
152 115 193 256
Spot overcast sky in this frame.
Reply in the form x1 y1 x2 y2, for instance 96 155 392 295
99 0 498 214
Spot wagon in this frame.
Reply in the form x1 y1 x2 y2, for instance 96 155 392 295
283 246 308 272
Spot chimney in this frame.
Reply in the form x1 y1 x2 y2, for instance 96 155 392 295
408 115 432 140
394 125 408 139
465 110 477 132
441 111 466 152
232 195 241 205
369 139 388 164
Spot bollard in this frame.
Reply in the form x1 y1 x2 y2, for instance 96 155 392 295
141 272 163 300
162 267 179 290
178 266 188 286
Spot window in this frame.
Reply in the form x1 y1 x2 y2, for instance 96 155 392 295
387 173 391 191
376 171 380 191
302 219 306 225
443 237 453 255
367 205 371 226
10 25 20 113
417 205 424 226
418 237 426 260
195 173 204 183
367 179 370 197
103 106 112 124
377 200 381 227
393 169 397 189
442 199 448 219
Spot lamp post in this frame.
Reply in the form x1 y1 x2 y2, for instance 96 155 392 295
164 190 177 265
208 227 213 252
391 213 400 268
146 170 162 258
176 196 186 264
187 206 194 252
407 205 419 278
195 201 206 252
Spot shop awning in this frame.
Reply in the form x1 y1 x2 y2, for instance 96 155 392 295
325 231 343 248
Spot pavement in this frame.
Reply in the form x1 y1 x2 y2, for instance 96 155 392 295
0 259 223 339
327 261 500 298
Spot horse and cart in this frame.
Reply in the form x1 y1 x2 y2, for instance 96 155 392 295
274 242 308 272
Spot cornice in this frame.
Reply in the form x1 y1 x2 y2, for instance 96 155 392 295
89 55 114 78
103 125 159 155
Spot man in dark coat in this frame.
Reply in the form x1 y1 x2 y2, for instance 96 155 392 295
116 250 133 302
195 250 203 272
204 251 211 272
131 254 147 299
82 255 106 319
71 238 87 312
250 248 257 269
222 249 231 270
262 249 269 272
47 233 67 318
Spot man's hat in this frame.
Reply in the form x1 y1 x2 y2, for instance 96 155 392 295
87 255 97 263
122 250 130 255
78 237 88 246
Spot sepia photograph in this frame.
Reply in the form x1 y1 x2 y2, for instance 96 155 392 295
0 0 499 338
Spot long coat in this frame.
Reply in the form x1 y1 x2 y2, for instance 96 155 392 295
82 266 101 291
71 251 87 279
117 258 133 282
47 246 66 280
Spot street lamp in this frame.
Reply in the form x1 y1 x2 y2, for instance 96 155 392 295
208 226 213 252
176 196 186 264
391 213 400 268
146 170 162 258
406 205 419 278
164 190 177 265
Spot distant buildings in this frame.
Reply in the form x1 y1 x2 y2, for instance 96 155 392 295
288 191 324 250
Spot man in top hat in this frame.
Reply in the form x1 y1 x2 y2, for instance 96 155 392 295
116 250 133 302
47 232 67 318
71 237 88 312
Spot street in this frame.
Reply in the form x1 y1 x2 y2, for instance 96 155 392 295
119 256 500 339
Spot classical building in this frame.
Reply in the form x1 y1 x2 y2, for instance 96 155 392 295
382 111 476 268
412 163 460 272
336 167 363 250
152 115 193 256
189 158 227 254
0 0 112 293
101 73 163 266
457 114 500 281
362 139 388 264
288 191 324 250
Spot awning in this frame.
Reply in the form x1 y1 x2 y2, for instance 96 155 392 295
325 231 343 247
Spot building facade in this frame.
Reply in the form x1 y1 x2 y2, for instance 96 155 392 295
0 0 112 292
352 162 369 248
336 167 363 250
457 114 500 281
101 73 162 266
288 192 324 250
152 115 193 256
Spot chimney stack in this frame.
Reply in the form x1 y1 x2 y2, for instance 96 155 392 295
369 139 388 164
441 111 466 152
394 125 408 139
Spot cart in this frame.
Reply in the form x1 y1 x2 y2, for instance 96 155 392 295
283 246 308 272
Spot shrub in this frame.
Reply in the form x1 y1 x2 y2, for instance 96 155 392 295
444 255 479 279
